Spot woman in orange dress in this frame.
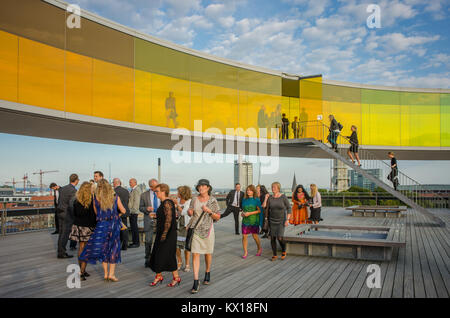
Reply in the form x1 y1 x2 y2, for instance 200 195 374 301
290 185 311 225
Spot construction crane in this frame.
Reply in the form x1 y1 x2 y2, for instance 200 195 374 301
4 178 19 191
22 174 29 194
33 170 59 193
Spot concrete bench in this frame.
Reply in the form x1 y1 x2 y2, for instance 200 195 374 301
346 205 407 218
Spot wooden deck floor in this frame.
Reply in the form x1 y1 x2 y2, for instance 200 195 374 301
0 207 449 298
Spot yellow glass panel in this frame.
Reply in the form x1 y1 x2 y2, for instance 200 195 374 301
441 94 450 147
134 69 151 125
92 59 134 122
65 51 93 116
18 37 64 111
203 84 238 134
299 77 323 140
323 101 361 145
190 82 203 131
0 30 18 102
401 92 440 147
238 90 248 136
151 73 189 129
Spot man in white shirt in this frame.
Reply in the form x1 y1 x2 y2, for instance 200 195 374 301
222 183 245 235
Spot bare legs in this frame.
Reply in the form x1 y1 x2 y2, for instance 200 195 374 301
101 262 117 281
192 253 212 280
347 150 361 166
242 233 262 257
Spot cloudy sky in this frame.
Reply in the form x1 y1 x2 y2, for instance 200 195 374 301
70 0 450 88
1 0 449 190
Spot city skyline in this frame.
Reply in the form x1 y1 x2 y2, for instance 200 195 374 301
1 132 449 191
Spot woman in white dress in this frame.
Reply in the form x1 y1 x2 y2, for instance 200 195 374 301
187 179 221 294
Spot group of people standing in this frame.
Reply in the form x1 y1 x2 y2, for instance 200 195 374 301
222 182 322 262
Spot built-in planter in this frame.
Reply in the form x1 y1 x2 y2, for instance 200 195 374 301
283 224 405 261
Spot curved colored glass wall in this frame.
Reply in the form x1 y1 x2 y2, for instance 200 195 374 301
0 0 449 147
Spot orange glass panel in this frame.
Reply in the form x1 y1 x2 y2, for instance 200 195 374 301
92 59 134 122
18 37 64 111
65 51 93 116
0 30 18 102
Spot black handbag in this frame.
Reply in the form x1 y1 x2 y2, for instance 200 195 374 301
185 211 206 252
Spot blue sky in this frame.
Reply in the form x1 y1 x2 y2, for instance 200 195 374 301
70 0 450 87
1 0 450 190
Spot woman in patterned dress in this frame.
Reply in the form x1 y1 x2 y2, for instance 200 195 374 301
78 179 126 282
290 185 311 225
241 185 263 259
69 182 96 280
186 179 221 294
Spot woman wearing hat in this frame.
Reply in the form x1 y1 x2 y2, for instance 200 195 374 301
186 179 221 294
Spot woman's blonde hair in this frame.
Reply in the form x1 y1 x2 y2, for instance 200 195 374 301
245 185 258 199
177 185 192 201
310 184 318 198
95 179 115 211
76 182 93 209
271 182 281 192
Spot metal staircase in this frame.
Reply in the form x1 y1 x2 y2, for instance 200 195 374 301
279 120 447 227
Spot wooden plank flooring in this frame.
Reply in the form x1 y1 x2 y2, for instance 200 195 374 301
0 207 448 298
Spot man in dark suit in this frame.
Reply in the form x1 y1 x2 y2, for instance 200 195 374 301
139 178 160 267
113 178 130 250
57 173 79 258
49 183 60 235
221 183 244 235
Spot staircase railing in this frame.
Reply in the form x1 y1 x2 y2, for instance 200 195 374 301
277 120 448 212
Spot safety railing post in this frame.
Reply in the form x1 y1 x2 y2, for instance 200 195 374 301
2 203 6 236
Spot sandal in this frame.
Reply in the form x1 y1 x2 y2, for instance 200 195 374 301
271 256 278 261
108 276 119 282
150 274 164 287
281 252 287 260
183 265 191 272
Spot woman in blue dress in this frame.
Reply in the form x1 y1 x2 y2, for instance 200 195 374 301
79 179 126 282
241 185 263 259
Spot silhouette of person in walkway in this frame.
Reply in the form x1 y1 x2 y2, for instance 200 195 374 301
299 107 308 137
257 105 268 129
165 92 178 128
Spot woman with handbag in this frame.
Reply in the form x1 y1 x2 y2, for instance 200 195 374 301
186 179 221 294
175 186 192 272
290 185 311 225
148 183 181 287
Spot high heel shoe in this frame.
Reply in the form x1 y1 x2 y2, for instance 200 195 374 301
256 248 262 256
150 274 164 287
203 272 210 285
242 253 248 259
167 275 181 287
191 280 200 293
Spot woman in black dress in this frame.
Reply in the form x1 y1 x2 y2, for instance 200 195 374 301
149 183 180 287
